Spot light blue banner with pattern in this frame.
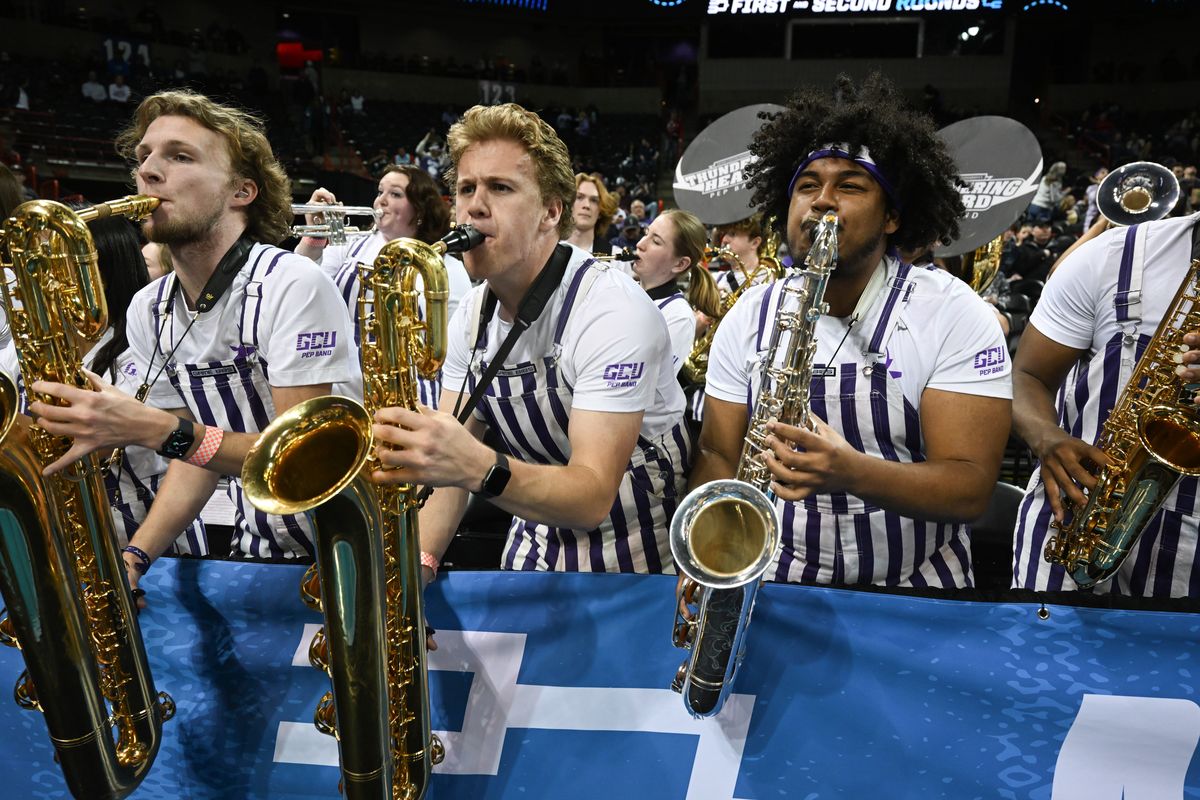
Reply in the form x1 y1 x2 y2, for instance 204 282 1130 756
1 558 1198 799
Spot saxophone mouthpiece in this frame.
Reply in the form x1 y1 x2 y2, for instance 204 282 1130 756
439 224 485 255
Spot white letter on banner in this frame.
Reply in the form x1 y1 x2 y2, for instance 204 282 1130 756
1052 694 1200 800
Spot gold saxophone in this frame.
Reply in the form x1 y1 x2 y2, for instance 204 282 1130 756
681 238 786 385
0 197 175 799
669 212 839 717
242 225 482 799
1045 254 1200 588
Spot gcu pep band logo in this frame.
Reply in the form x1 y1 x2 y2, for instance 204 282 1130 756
973 346 1006 375
603 361 645 388
296 330 337 359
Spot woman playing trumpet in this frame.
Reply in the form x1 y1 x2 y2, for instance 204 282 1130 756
632 209 722 377
296 165 472 407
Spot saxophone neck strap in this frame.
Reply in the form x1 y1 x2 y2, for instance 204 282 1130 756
166 232 256 314
1192 215 1200 261
456 243 573 424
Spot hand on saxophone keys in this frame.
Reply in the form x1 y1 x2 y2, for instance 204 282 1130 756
1030 430 1112 524
370 405 495 490
1180 331 1200 386
759 417 864 502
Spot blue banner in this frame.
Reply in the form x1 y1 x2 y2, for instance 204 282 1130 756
1 559 1198 799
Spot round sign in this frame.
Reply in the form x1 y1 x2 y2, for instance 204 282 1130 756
934 116 1043 257
672 103 785 225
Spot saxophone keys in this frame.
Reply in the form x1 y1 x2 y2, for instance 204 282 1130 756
13 669 41 711
430 734 446 765
314 691 339 739
0 614 19 649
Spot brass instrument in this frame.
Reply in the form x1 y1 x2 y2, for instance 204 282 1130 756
680 240 785 385
291 203 382 245
669 211 839 717
0 196 175 799
1044 255 1200 588
594 248 639 262
243 224 483 799
963 234 1004 297
1097 161 1181 227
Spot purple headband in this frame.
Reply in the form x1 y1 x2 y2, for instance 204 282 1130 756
787 145 901 212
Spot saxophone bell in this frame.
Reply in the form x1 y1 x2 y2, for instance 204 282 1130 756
669 479 779 717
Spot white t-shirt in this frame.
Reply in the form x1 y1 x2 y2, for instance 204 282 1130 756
319 230 473 322
706 257 1012 410
108 83 130 103
1030 211 1200 354
442 244 685 437
656 293 695 376
81 80 107 102
129 244 356 412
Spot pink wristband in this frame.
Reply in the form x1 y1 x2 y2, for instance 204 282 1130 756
301 236 326 248
420 551 439 579
185 426 224 467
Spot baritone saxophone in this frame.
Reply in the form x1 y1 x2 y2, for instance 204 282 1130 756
242 224 483 799
0 196 175 800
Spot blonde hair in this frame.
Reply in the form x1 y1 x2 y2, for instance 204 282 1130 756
446 103 576 238
575 172 617 234
116 90 292 244
661 209 721 319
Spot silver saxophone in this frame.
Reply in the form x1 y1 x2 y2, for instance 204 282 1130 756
669 211 839 718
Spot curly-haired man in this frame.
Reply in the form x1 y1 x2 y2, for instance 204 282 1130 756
690 73 1012 588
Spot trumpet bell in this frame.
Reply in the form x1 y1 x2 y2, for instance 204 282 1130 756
1098 161 1180 226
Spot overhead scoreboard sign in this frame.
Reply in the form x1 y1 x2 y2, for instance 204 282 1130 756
705 0 1004 14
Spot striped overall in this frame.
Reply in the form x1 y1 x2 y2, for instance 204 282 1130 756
1013 223 1200 596
153 247 316 560
753 263 973 588
467 262 692 573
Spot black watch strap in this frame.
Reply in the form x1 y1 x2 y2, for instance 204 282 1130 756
156 416 196 460
476 451 511 500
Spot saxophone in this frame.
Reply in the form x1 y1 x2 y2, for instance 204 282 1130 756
0 197 175 799
1044 254 1200 588
669 211 839 717
242 225 482 799
681 238 787 385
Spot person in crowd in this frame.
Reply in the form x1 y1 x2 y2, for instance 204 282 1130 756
1083 166 1108 229
632 209 721 376
370 102 691 578
27 90 355 600
1005 221 1063 286
296 164 471 407
1011 208 1200 597
565 172 618 257
108 73 131 104
1026 161 1066 225
693 72 1012 588
609 216 644 254
81 70 107 103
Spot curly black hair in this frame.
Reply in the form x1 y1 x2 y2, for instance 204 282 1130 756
746 72 964 254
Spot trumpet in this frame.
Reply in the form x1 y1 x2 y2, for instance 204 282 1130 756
291 203 382 245
1097 161 1180 227
595 248 639 262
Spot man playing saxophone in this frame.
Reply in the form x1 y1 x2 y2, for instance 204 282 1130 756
1012 208 1200 597
693 73 1012 588
26 90 355 594
370 103 691 577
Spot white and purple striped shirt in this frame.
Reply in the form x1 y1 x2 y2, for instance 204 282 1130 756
128 243 356 560
1013 212 1200 597
706 255 1012 588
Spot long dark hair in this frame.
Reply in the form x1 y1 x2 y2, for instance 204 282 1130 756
73 207 151 377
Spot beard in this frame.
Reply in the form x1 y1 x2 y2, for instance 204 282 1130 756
143 203 223 246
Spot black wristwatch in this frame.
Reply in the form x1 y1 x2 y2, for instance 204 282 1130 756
156 416 196 460
476 451 512 499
